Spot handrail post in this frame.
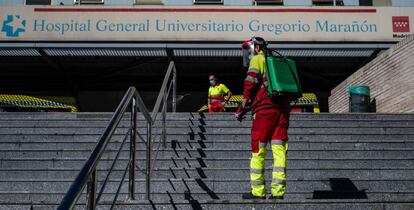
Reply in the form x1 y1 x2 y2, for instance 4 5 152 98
86 169 97 210
145 122 152 200
172 64 177 113
56 87 156 210
129 97 137 200
162 85 167 148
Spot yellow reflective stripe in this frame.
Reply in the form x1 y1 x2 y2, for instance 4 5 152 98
271 140 286 146
251 180 265 186
272 178 286 186
273 167 286 173
245 75 259 83
250 168 265 174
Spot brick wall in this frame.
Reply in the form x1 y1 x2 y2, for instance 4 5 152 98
329 34 414 113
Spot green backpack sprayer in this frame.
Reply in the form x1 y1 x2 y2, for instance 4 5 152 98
237 37 303 120
264 49 303 101
242 37 303 100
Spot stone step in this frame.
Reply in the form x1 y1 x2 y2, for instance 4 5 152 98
2 191 414 206
3 157 413 170
31 202 414 210
1 168 412 180
1 140 413 150
1 112 414 120
1 134 414 142
1 127 414 135
0 148 413 159
0 112 413 208
1 179 413 194
1 120 414 128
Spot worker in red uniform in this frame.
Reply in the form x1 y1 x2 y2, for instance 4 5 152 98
208 75 232 112
236 37 290 199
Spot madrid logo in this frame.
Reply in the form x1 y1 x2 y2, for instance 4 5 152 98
392 16 410 39
1 15 26 37
392 16 410 32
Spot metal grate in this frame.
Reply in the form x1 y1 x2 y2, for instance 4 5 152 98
0 48 41 56
43 48 167 57
174 49 374 57
173 49 242 57
273 49 375 57
0 45 379 58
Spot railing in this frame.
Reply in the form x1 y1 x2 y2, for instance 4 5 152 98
57 61 177 210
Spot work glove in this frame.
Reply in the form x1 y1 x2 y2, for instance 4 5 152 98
235 104 250 121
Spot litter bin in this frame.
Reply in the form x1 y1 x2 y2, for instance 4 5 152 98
348 85 370 112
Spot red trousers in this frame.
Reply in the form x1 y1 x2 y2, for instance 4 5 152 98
251 108 290 153
209 102 224 112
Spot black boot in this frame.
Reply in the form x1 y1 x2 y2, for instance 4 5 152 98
268 195 284 199
242 193 266 200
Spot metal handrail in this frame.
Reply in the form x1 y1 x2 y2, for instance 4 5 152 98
57 61 177 210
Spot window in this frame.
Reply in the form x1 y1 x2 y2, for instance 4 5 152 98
74 0 104 4
193 0 223 5
360 0 392 6
312 0 344 6
26 0 51 4
255 0 283 6
359 0 372 5
373 0 391 6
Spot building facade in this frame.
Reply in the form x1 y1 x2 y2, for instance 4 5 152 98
1 0 414 6
0 0 413 111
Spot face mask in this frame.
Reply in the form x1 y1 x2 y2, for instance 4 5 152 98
209 80 216 86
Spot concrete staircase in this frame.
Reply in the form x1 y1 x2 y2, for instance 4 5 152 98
0 112 414 209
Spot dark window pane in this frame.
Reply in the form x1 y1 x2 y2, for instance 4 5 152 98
313 0 344 6
77 0 104 4
359 0 373 6
26 0 51 5
255 0 284 5
193 0 223 5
